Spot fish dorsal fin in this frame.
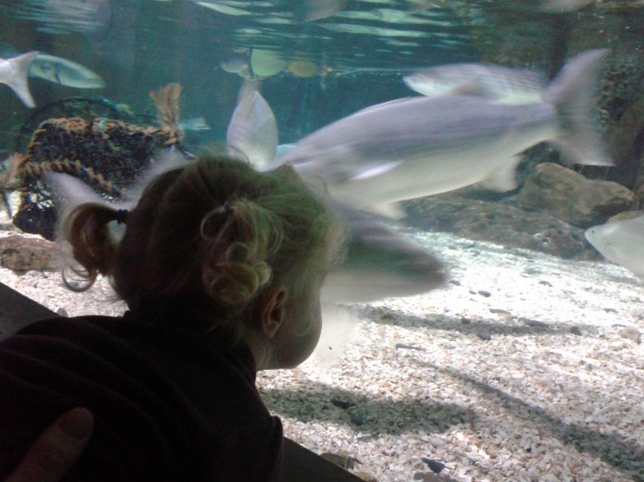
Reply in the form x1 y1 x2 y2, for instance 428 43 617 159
478 155 522 192
4 51 39 107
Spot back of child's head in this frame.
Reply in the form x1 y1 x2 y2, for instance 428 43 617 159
62 153 343 342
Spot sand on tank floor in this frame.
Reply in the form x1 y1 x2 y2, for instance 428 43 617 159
1 221 643 482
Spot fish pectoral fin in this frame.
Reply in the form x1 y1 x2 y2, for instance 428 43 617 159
365 202 406 219
478 156 522 192
349 161 403 181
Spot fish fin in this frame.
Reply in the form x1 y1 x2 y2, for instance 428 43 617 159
478 156 521 191
349 160 403 181
365 202 407 219
44 172 133 243
4 51 39 108
545 49 613 166
322 202 445 303
226 82 278 169
125 149 192 202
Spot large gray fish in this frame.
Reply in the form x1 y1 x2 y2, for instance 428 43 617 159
225 86 445 302
0 51 39 108
29 53 105 89
585 216 644 278
403 62 548 105
280 49 612 218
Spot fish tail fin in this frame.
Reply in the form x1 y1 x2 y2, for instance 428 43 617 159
545 49 612 166
5 51 39 108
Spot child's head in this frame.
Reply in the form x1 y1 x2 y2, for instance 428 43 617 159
62 153 344 368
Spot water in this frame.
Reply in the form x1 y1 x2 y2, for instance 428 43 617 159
3 0 640 149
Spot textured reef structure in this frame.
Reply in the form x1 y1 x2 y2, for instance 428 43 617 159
5 117 180 240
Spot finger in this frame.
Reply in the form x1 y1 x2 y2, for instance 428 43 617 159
6 408 94 482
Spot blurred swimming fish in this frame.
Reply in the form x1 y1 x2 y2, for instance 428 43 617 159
280 49 612 218
225 85 445 302
29 54 105 89
322 202 444 302
585 216 644 278
0 51 39 108
220 55 251 76
403 63 548 105
178 117 211 131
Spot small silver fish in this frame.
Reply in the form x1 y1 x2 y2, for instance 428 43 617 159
29 53 105 89
220 56 250 76
585 216 644 278
281 49 612 218
0 51 39 108
403 63 548 105
178 117 211 131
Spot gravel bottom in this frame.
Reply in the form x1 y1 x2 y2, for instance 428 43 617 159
1 224 643 482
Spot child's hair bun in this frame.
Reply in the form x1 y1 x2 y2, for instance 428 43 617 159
201 198 283 307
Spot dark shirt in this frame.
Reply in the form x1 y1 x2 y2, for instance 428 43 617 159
0 314 283 481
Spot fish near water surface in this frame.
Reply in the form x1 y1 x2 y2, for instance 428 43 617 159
585 216 644 278
0 51 39 108
280 49 612 219
403 62 548 105
29 54 105 89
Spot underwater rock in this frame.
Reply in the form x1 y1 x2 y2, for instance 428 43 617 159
0 234 57 271
404 195 597 260
421 458 445 474
517 163 636 228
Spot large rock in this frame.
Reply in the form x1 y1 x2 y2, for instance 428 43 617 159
0 235 58 271
517 163 637 228
404 195 598 260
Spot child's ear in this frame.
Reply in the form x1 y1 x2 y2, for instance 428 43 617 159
260 288 288 339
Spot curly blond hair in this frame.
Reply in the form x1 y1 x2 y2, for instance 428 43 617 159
62 153 343 342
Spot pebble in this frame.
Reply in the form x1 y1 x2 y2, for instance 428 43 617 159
421 458 445 474
620 326 641 344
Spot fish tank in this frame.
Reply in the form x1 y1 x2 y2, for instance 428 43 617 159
1 1 644 481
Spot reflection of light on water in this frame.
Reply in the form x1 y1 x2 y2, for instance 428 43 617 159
9 0 111 36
